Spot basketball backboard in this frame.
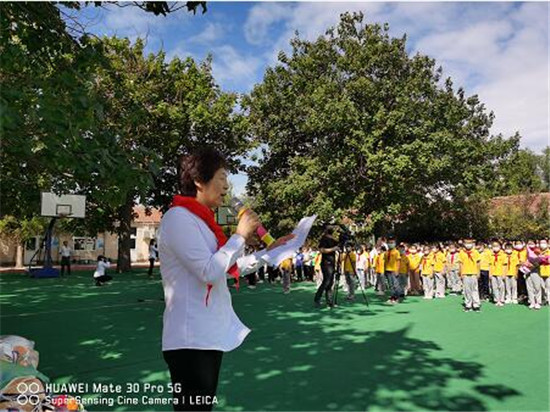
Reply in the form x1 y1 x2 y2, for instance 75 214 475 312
41 192 86 218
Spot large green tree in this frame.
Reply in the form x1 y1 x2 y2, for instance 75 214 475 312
244 12 522 240
78 37 250 271
1 2 249 271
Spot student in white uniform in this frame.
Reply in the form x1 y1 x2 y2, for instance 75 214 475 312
159 148 293 411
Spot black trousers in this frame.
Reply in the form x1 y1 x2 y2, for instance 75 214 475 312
304 265 314 281
314 261 335 303
163 349 223 411
479 270 490 298
148 258 155 277
246 271 257 286
295 265 304 281
95 275 112 285
60 257 71 276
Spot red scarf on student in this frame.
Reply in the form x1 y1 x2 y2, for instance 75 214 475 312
171 195 240 306
465 250 474 262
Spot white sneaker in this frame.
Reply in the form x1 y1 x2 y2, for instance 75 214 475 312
376 291 385 296
505 299 511 304
534 304 541 310
512 299 518 304
529 304 536 309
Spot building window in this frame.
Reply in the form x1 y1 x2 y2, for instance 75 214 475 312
73 237 96 251
26 237 39 251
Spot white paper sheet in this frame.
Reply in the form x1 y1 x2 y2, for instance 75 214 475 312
259 215 317 267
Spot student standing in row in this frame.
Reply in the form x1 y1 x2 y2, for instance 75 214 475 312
514 240 528 301
433 244 447 298
398 244 409 296
525 240 543 310
374 245 386 295
458 238 481 312
446 243 461 294
421 245 435 299
489 240 507 307
407 244 422 295
478 242 491 300
385 237 401 304
503 242 519 304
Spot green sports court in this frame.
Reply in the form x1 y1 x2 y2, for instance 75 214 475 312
1 269 548 411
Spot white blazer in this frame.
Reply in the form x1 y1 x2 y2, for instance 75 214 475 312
159 207 264 352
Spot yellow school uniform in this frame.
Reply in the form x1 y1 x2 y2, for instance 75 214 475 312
433 251 446 273
375 254 385 275
398 254 409 274
446 252 460 271
421 253 434 276
385 249 401 272
479 249 492 271
408 253 422 271
489 251 507 276
280 258 293 272
503 253 519 277
458 250 481 276
341 252 356 273
540 250 550 277
515 248 527 263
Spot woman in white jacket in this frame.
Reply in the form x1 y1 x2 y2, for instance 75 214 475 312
159 148 292 411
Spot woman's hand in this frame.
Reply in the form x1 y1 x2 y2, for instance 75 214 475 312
236 210 260 242
266 234 296 251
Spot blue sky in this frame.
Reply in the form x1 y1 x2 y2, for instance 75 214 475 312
71 1 549 195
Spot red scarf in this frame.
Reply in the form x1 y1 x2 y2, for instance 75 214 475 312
493 252 499 264
465 250 474 262
450 252 456 264
171 195 240 306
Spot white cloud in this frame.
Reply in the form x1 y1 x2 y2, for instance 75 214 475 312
246 2 548 152
189 22 225 44
211 45 263 90
244 3 291 45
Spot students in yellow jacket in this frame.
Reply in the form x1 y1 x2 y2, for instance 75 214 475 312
339 247 357 300
513 240 528 301
374 248 386 295
385 237 403 303
445 243 462 294
420 246 435 299
458 239 481 311
407 245 422 295
398 244 410 296
503 243 519 304
279 257 293 294
489 241 507 306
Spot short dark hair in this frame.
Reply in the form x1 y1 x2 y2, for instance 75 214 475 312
178 148 228 197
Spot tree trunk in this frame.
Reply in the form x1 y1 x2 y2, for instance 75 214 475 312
15 243 24 269
116 194 134 273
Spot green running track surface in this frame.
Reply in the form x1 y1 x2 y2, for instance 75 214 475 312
1 270 548 411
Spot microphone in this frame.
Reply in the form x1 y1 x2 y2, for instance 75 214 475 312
229 197 275 246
